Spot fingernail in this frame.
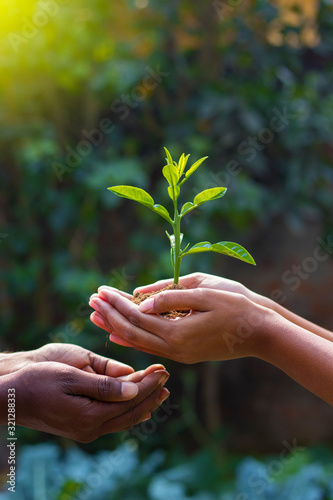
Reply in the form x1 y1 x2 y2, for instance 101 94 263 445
121 382 139 399
89 299 99 311
158 390 170 405
98 291 107 300
139 297 154 313
159 373 169 386
92 314 105 328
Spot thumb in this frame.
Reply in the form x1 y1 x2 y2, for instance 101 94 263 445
138 289 211 314
66 369 139 402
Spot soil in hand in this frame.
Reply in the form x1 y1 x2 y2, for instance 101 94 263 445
132 284 189 319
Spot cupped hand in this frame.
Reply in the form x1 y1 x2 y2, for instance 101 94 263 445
133 272 266 306
34 343 137 377
90 286 268 364
14 361 170 442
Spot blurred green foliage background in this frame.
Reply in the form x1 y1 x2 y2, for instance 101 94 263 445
1 0 333 496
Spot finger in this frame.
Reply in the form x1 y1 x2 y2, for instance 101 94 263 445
118 364 166 382
66 368 140 402
90 311 107 330
140 413 152 422
88 370 169 423
150 387 170 413
88 351 135 377
109 333 135 348
98 286 133 301
96 290 170 334
103 383 171 433
98 385 162 434
138 289 213 314
118 370 146 381
89 295 169 350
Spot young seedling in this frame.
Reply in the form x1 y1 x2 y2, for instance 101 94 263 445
108 148 256 284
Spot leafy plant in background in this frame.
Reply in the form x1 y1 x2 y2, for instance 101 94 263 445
108 148 256 284
2 442 333 500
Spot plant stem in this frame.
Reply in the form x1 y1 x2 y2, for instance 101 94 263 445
173 197 182 284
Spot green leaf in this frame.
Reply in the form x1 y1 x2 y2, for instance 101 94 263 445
193 187 227 206
185 156 208 179
180 202 196 217
152 204 173 223
168 185 180 200
108 185 154 208
178 153 190 176
164 147 173 166
211 242 256 265
181 240 256 266
182 241 212 255
163 164 179 187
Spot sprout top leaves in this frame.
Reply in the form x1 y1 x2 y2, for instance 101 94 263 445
108 147 256 284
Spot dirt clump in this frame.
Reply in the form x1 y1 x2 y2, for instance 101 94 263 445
132 284 190 319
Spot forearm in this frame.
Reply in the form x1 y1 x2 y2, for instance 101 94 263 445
257 311 333 405
0 373 20 426
0 350 36 376
262 297 333 342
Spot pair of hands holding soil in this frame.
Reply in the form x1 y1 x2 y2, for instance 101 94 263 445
90 272 333 406
0 343 169 442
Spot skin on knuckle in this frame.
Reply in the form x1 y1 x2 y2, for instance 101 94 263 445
97 376 114 400
122 324 137 344
156 292 172 311
194 288 206 301
60 371 77 392
128 309 141 328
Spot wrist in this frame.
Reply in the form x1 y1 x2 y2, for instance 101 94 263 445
0 371 24 426
223 298 276 360
0 350 37 376
250 306 283 361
